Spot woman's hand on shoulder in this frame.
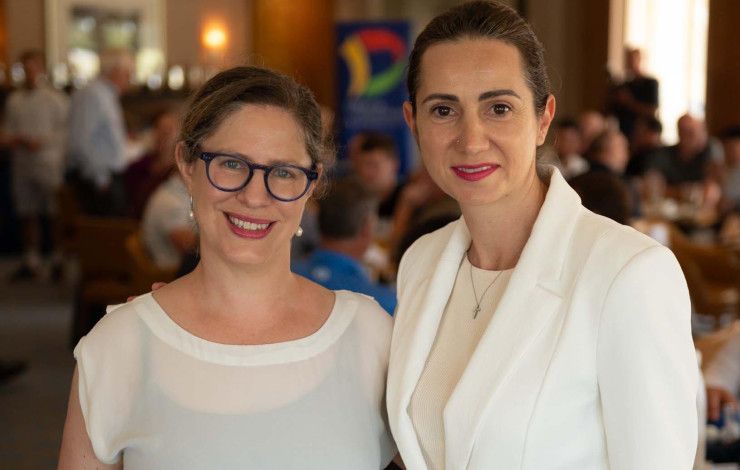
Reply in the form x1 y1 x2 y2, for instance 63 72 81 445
127 282 168 302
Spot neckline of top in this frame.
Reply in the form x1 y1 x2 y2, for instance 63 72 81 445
132 290 357 366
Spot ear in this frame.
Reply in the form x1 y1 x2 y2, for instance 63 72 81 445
175 142 195 192
403 101 419 143
536 94 557 146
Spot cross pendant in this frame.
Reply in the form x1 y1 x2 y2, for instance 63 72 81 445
473 305 481 319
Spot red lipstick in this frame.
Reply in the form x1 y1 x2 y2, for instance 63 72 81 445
451 164 499 182
225 213 274 239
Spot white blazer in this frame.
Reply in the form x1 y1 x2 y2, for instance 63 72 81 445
388 169 699 470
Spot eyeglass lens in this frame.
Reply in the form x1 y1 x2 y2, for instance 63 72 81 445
208 155 310 200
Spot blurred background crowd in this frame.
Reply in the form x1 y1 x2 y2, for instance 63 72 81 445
0 0 739 468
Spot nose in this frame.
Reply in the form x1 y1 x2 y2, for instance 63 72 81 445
235 171 272 207
457 114 489 155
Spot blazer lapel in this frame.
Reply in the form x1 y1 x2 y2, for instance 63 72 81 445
444 169 582 469
390 219 471 467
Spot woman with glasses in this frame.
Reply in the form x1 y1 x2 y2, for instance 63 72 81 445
387 2 698 469
58 67 396 469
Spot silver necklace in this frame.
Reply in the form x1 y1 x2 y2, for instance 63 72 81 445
469 261 503 319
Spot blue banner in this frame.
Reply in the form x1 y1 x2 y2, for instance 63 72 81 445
336 21 413 176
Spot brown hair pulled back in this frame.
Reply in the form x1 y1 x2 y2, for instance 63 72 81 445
407 0 550 115
179 66 334 193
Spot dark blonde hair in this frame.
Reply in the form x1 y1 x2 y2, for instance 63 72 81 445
407 1 550 115
179 66 334 193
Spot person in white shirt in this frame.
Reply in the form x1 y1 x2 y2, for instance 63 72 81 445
3 50 68 280
141 172 196 271
58 66 396 469
387 2 698 469
705 329 740 421
703 328 740 464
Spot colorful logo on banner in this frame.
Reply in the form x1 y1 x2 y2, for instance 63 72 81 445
337 22 411 175
339 28 406 98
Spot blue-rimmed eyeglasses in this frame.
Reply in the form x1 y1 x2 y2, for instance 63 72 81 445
199 152 319 202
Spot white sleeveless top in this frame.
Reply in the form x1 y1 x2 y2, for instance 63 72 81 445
74 291 396 469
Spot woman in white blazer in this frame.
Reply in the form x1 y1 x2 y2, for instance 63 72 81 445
388 2 699 469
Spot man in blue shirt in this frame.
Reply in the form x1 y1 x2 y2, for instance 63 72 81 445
293 178 396 314
67 49 133 216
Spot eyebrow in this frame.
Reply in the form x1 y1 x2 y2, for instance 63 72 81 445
420 89 522 105
208 150 309 167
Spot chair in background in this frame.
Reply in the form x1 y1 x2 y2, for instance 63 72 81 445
71 216 138 346
56 184 81 257
125 231 178 295
694 320 740 369
668 224 740 329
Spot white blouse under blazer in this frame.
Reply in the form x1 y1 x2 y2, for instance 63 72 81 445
388 169 699 470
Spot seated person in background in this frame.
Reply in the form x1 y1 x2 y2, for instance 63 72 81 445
141 172 196 271
392 211 460 273
292 178 396 315
705 328 739 421
704 329 740 463
718 126 740 215
350 131 405 232
548 118 589 179
584 127 630 176
577 110 607 154
647 114 724 187
124 107 180 218
569 171 632 225
719 211 740 247
582 128 641 217
388 166 460 261
625 115 663 177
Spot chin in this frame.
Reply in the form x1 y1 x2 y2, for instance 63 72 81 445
451 181 509 207
203 233 282 269
222 243 276 267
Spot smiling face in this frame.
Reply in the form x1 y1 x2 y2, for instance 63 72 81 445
404 38 554 209
178 104 314 268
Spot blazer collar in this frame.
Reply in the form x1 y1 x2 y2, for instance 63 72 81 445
516 167 582 290
448 167 582 286
394 167 583 468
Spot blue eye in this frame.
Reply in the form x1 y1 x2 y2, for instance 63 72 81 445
272 166 299 179
221 158 246 170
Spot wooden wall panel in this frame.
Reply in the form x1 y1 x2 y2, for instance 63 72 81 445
5 0 44 65
252 0 335 108
527 0 610 120
0 0 7 68
706 0 740 134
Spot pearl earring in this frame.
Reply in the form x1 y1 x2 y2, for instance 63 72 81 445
188 195 194 219
295 226 304 237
